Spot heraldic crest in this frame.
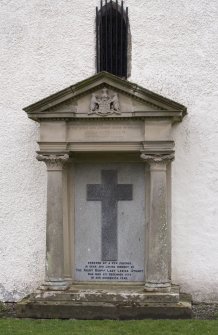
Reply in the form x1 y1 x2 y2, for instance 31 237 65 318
89 88 121 116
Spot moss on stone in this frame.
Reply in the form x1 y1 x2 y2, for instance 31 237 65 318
0 302 7 312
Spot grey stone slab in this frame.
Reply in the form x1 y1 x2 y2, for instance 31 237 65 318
74 163 145 282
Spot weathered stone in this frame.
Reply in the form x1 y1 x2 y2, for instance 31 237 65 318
18 72 190 318
32 285 180 303
141 153 174 291
16 284 193 319
192 303 218 320
0 302 16 318
16 297 192 320
37 154 71 290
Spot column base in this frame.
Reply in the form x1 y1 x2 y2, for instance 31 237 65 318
144 282 171 293
40 279 71 291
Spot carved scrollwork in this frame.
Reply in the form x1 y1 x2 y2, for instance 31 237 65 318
140 153 175 163
37 154 70 170
89 88 121 116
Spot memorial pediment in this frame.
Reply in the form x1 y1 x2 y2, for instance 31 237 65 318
24 72 186 123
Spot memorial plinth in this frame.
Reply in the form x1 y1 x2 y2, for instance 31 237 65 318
17 72 192 319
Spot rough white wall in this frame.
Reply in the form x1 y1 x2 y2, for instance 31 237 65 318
0 0 218 302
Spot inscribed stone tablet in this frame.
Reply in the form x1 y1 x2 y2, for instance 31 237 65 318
74 163 145 282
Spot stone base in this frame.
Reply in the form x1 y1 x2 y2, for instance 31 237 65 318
39 279 72 291
16 284 192 320
144 282 171 293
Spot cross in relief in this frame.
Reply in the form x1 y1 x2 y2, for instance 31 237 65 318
87 170 133 261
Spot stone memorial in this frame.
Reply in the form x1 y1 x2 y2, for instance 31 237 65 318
17 72 192 319
75 163 144 282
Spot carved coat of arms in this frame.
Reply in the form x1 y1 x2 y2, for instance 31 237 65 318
89 88 121 116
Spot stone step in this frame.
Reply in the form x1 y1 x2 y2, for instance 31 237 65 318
16 285 192 319
16 298 192 320
32 285 180 304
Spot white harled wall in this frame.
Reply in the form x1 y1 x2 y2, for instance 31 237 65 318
0 0 218 302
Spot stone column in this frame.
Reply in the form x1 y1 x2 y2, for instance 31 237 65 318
37 153 70 290
140 152 174 292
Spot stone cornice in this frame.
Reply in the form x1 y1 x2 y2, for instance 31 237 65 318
27 112 184 123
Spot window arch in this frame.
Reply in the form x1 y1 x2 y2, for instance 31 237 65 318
96 0 129 79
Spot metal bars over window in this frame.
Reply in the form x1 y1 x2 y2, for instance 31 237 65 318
96 0 129 79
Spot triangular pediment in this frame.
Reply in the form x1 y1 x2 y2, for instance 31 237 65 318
24 72 187 122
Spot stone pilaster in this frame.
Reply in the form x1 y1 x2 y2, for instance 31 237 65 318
140 152 174 292
37 154 70 290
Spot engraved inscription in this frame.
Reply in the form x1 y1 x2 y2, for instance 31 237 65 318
67 121 144 142
76 261 144 281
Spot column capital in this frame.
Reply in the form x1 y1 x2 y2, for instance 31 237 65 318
140 152 174 164
37 154 70 171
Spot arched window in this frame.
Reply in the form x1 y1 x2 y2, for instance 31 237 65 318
96 0 129 79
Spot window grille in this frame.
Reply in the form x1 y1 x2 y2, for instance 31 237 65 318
96 0 129 78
